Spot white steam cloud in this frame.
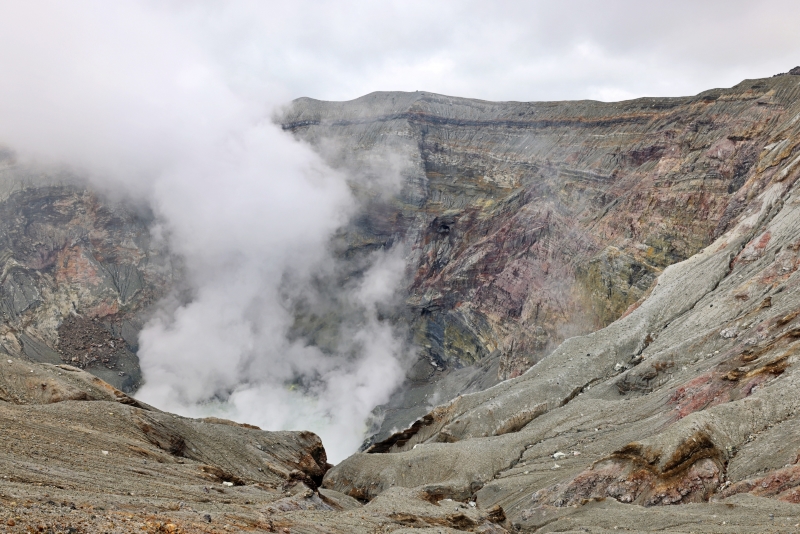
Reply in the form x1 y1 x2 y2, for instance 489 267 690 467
0 2 411 462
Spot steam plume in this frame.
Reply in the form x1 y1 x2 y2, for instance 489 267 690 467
0 1 410 462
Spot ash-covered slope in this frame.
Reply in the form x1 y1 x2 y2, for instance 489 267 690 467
0 358 507 532
317 74 800 530
282 73 800 441
0 357 339 532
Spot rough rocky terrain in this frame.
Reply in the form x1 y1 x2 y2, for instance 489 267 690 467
0 357 512 533
0 159 176 393
5 72 800 531
282 71 800 440
319 72 800 530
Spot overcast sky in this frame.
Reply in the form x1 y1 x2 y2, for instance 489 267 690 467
4 1 800 106
174 0 800 103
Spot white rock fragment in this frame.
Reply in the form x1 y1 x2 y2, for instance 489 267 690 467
101 450 109 456
720 327 738 338
222 481 234 487
552 464 561 469
552 451 567 459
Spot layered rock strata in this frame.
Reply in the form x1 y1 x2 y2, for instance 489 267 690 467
282 73 800 440
6 72 800 532
0 161 176 392
319 76 800 529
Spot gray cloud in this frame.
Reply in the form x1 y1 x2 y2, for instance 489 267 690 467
0 0 797 462
166 0 800 102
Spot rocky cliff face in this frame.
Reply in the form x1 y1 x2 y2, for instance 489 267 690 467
315 71 800 530
0 161 176 392
281 73 800 440
5 73 800 532
2 74 794 439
